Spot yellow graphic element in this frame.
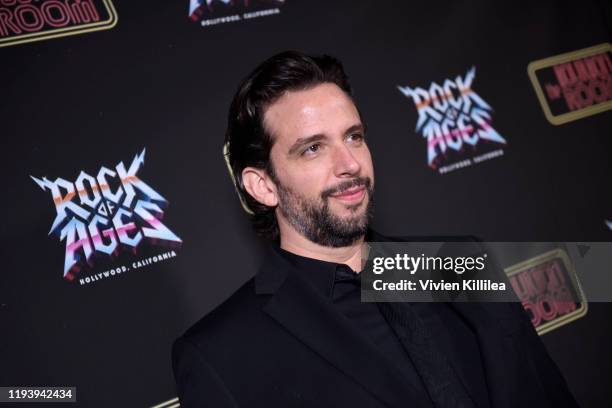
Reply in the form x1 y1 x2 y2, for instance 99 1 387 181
527 43 612 125
0 0 118 49
505 248 588 335
223 141 255 215
150 396 179 408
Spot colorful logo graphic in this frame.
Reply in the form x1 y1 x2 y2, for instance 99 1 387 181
0 0 117 49
528 43 611 125
31 149 182 281
505 249 587 335
398 67 507 174
189 0 285 27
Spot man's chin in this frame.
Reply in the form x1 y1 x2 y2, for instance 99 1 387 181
329 204 364 220
328 207 369 228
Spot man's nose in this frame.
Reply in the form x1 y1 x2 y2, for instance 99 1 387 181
332 144 361 176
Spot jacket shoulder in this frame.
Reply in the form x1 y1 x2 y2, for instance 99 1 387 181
178 277 267 348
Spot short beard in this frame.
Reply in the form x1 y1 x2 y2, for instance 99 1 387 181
273 174 374 248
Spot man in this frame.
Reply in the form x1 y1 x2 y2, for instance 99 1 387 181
172 51 579 407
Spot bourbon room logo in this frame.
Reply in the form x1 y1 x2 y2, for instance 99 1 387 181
528 43 611 125
505 249 587 335
31 149 182 285
0 0 117 48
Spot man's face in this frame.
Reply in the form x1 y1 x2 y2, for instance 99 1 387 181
263 82 375 247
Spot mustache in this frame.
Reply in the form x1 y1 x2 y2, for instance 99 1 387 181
321 177 372 199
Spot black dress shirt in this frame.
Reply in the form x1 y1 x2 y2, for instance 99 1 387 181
275 243 491 408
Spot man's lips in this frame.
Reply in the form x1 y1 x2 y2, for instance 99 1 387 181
330 186 366 202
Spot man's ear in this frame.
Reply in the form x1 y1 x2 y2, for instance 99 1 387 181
242 167 279 207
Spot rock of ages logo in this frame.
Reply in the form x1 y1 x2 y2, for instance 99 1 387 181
528 43 611 125
188 0 285 27
31 149 182 282
398 67 507 174
0 0 117 49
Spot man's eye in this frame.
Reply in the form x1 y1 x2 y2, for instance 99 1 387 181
302 143 320 155
348 133 364 142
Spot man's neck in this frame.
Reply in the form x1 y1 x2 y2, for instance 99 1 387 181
279 227 366 273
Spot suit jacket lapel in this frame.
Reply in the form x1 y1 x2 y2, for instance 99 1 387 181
369 230 532 407
256 245 433 408
448 302 536 408
382 301 478 406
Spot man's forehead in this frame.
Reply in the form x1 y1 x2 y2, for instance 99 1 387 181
263 83 360 145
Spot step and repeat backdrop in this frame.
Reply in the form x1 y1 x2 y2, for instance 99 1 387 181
1 1 611 407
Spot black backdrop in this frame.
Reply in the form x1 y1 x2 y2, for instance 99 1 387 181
1 1 611 407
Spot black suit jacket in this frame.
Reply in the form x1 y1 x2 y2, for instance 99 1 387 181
172 232 579 407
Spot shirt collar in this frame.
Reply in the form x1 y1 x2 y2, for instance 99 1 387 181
273 244 338 299
264 228 381 299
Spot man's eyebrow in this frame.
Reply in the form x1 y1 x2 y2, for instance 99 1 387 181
287 123 366 156
288 134 326 156
345 123 365 134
